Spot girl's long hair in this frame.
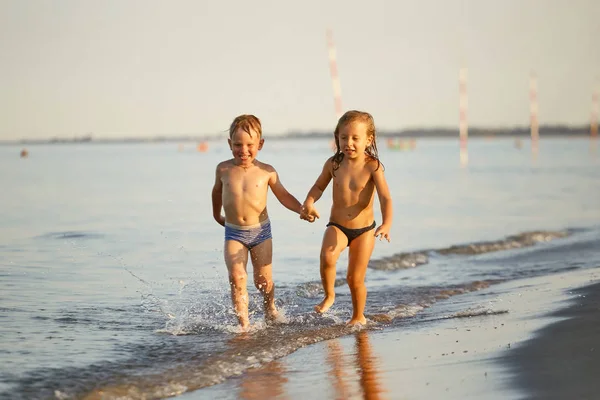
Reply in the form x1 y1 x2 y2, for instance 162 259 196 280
332 110 382 175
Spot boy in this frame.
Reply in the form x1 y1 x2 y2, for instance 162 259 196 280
212 114 308 331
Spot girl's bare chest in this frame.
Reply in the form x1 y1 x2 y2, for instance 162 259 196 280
333 171 371 191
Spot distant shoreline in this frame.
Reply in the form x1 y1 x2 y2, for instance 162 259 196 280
0 125 594 145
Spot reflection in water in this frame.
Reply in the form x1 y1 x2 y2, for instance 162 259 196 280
327 340 351 399
234 330 386 400
326 331 386 400
531 141 539 164
239 360 288 400
355 331 385 399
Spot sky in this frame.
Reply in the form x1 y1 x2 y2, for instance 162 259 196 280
1 0 599 140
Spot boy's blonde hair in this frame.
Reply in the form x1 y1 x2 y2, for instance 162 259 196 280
332 110 382 174
229 115 262 139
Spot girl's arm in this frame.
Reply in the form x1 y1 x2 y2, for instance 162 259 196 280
302 159 333 220
211 165 225 226
372 166 393 241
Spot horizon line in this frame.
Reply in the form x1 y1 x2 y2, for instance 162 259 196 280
0 123 594 145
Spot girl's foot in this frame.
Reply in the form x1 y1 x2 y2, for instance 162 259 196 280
347 315 367 326
314 296 335 313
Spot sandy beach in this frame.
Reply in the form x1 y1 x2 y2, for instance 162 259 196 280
500 281 600 399
187 266 600 399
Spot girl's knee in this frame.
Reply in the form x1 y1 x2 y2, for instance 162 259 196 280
320 248 338 266
346 274 365 290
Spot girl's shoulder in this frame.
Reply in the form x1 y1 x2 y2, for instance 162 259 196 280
325 155 338 167
365 155 379 165
364 156 383 173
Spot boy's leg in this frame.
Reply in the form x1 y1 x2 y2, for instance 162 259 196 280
315 226 348 313
249 238 277 319
347 231 375 325
224 239 250 330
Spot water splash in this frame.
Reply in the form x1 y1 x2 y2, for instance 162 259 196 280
296 278 347 298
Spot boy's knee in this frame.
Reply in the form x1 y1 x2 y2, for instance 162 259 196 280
254 276 273 292
229 271 247 286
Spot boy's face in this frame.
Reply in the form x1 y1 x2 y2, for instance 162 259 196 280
228 128 264 167
338 121 373 159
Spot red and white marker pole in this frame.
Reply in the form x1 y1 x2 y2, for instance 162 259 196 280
459 67 468 166
327 29 343 121
530 72 539 157
591 86 598 139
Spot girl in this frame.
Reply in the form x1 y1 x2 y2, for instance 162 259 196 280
301 110 393 325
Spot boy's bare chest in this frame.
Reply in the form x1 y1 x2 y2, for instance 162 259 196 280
223 170 269 194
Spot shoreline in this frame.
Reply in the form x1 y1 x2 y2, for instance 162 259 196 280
500 281 600 399
186 267 600 399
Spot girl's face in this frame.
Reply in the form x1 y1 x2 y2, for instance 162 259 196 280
228 128 264 167
338 121 373 159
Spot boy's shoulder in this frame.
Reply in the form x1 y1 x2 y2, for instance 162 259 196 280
215 159 235 172
255 160 276 174
216 159 235 167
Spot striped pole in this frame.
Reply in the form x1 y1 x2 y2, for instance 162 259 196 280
591 86 598 139
326 29 343 121
459 67 468 166
530 72 539 157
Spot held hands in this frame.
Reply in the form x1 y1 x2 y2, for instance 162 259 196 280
300 203 320 223
374 224 391 242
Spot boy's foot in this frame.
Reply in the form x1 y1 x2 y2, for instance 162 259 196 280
265 306 279 322
239 318 251 332
314 296 335 313
266 309 288 325
347 316 367 326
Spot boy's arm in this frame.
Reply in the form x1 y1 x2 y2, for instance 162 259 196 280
372 165 393 241
211 165 225 226
268 169 303 214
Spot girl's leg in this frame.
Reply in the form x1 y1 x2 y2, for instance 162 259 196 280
354 331 383 396
325 339 350 398
224 240 250 330
315 226 348 313
347 231 375 325
249 238 277 320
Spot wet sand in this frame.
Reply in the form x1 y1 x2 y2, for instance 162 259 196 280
500 281 600 400
182 267 600 399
